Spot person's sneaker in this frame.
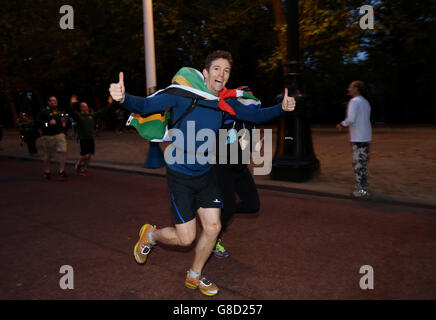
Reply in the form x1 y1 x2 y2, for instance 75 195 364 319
351 189 371 199
133 224 156 264
213 238 230 259
185 272 219 296
43 172 51 180
75 164 81 175
58 171 68 180
82 169 90 177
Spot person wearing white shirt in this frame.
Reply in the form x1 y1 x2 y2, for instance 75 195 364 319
337 80 372 198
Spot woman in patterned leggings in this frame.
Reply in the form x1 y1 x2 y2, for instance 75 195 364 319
337 80 372 198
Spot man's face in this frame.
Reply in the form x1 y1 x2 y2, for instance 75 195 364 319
203 58 231 95
48 97 58 109
80 103 89 114
347 83 359 97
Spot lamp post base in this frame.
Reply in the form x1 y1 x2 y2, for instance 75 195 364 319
144 142 165 169
271 157 320 182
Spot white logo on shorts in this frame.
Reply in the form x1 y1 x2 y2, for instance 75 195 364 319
213 199 221 203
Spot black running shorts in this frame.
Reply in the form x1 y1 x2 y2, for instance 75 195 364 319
166 167 223 225
79 139 95 156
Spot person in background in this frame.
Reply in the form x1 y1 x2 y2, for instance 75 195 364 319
36 96 68 180
212 86 262 259
17 112 39 155
67 98 110 176
337 80 372 198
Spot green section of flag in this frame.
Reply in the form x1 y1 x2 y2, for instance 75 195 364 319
128 111 170 141
172 67 212 94
240 91 259 102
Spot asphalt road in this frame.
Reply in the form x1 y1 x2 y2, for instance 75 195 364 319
1 158 435 300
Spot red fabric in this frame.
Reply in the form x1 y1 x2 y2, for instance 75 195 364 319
217 87 237 115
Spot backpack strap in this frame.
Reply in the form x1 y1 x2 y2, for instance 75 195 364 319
170 97 199 129
168 98 225 156
170 98 224 129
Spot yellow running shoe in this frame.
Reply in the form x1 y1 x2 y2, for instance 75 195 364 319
185 271 219 296
133 224 156 264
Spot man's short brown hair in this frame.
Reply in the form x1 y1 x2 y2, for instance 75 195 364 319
204 50 233 71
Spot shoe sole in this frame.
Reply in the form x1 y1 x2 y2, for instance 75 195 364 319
213 251 230 259
133 224 151 264
185 282 218 296
351 194 371 200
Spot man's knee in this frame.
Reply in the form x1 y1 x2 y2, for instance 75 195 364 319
203 220 221 236
177 230 196 247
179 236 195 247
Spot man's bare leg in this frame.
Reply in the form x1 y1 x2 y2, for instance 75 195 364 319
82 154 92 170
138 207 220 273
191 208 221 273
152 219 197 247
58 152 67 172
77 155 86 167
43 154 51 173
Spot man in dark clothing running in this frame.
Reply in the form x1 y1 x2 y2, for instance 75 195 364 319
212 86 262 258
67 100 110 176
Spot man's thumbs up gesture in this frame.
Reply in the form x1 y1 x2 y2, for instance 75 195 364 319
109 72 125 103
282 88 296 112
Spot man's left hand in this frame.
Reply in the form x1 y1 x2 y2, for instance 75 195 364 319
282 88 296 112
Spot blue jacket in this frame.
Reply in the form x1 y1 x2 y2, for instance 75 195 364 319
121 92 285 176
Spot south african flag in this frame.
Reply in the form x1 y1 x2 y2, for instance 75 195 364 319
126 67 260 142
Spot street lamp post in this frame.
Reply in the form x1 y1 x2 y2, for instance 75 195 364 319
143 0 157 96
143 0 165 168
270 0 320 182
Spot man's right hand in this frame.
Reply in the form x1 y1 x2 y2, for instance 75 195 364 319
109 72 125 103
70 95 79 105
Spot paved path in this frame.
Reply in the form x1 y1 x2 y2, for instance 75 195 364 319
2 125 436 201
1 159 435 300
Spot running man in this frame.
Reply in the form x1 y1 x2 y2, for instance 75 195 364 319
109 50 296 296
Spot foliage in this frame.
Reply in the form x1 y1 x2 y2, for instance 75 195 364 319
0 0 434 125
